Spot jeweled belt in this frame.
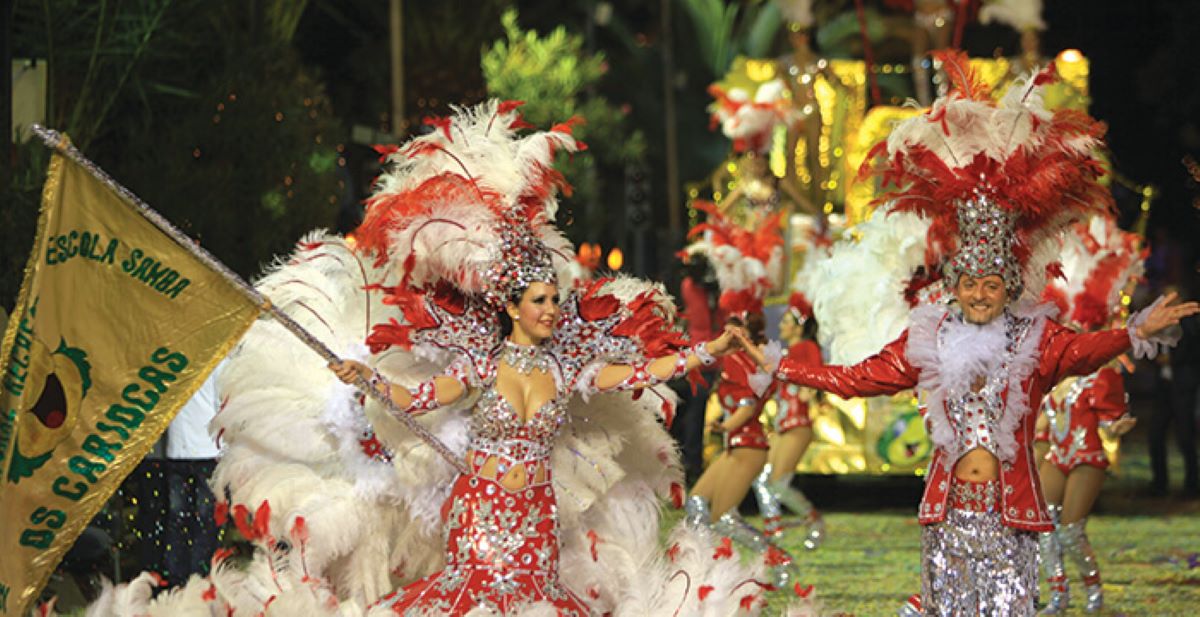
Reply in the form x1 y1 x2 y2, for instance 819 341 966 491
948 477 1000 513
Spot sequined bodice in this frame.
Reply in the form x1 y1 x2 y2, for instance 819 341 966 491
946 377 1006 460
940 311 1031 462
468 387 569 469
715 353 764 415
1046 374 1092 442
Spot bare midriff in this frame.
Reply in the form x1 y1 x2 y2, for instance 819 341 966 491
954 447 1000 481
466 448 549 492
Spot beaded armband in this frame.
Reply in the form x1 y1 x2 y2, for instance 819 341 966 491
368 371 441 416
404 380 441 416
690 342 717 367
601 352 691 392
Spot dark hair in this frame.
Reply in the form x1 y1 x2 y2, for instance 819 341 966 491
728 312 767 345
783 308 819 342
498 284 530 339
497 282 558 338
802 314 819 341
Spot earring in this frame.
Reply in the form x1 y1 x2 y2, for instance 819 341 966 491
513 315 520 321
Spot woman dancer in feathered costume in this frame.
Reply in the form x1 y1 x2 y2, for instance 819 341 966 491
766 51 1200 616
78 101 814 617
328 99 749 614
1035 216 1144 614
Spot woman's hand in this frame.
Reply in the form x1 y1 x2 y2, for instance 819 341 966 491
1106 415 1137 437
1136 292 1200 339
329 359 371 384
729 326 758 352
705 325 746 357
706 419 726 433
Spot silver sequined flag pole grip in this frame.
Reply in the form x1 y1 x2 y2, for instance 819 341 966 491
30 124 470 476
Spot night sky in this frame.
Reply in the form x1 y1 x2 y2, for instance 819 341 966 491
1038 0 1200 293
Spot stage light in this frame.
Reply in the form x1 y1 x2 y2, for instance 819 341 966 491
607 248 624 271
1059 49 1083 64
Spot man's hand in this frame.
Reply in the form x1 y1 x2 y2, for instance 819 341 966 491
1136 292 1200 339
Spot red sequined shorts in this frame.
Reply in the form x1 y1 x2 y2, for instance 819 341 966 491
1046 448 1109 475
727 418 769 450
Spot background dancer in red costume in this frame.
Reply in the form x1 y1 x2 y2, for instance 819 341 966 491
680 201 802 587
1036 216 1145 614
752 293 826 549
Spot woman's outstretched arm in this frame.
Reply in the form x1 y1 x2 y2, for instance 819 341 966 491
330 360 467 415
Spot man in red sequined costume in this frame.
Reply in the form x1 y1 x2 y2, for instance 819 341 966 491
765 51 1200 615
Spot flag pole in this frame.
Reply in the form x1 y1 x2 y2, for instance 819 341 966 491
30 125 470 475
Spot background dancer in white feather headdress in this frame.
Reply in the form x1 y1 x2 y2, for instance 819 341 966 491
707 68 812 221
680 201 806 592
77 101 822 617
1034 215 1144 614
766 50 1200 616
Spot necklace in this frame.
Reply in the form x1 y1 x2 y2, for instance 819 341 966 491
501 339 551 375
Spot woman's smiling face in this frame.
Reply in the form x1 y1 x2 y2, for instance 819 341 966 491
508 281 561 344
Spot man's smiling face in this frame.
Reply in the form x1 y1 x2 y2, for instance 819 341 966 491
954 274 1007 325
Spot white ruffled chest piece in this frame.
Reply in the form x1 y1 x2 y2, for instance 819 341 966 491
908 303 1051 466
939 314 1014 461
935 312 1009 395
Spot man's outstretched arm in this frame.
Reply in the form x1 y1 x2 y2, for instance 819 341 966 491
775 331 919 399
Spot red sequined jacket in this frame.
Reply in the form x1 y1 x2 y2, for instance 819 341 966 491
775 308 1131 532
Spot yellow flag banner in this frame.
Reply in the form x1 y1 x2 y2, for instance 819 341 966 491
0 147 261 616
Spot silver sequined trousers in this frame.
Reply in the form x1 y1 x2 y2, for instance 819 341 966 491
921 509 1038 616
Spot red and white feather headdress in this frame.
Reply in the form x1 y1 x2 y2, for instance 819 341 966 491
356 100 581 308
682 202 785 316
707 79 797 154
353 101 693 390
860 50 1112 302
1042 216 1145 331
